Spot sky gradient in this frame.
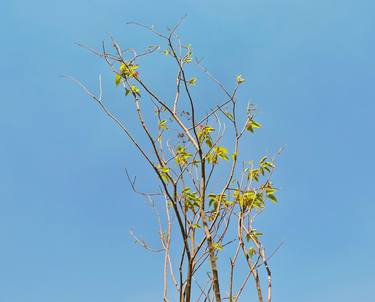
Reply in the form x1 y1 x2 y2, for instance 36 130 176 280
1 0 374 301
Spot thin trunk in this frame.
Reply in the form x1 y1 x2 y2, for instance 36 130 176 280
184 261 193 302
199 158 221 302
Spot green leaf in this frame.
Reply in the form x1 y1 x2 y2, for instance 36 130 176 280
250 229 264 238
265 161 275 168
158 120 168 130
157 164 171 183
217 146 229 160
207 146 229 164
236 74 245 84
119 63 127 73
184 50 193 63
192 224 201 229
251 121 261 128
267 194 278 203
260 167 265 176
175 146 192 165
115 74 122 86
131 85 141 96
188 77 197 86
198 125 215 146
182 187 191 194
224 111 235 121
212 242 223 251
248 168 259 181
205 138 213 148
246 119 262 132
265 188 277 195
249 247 256 257
163 49 170 56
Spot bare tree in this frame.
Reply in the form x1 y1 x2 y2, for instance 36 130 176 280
68 17 282 302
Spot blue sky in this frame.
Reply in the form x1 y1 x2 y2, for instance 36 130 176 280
1 0 374 301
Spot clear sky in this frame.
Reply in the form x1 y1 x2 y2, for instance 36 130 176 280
1 0 374 301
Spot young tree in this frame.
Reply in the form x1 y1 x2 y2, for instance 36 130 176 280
69 18 281 302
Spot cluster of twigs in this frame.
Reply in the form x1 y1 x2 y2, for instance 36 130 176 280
68 17 281 302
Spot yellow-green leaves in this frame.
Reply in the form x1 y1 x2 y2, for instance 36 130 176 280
216 146 229 160
208 193 231 209
242 157 278 205
157 121 167 142
131 85 141 96
236 74 245 84
175 146 192 166
198 125 214 148
158 120 168 130
115 63 139 85
234 189 264 209
183 44 193 63
250 229 263 238
188 77 197 86
248 169 260 182
115 62 141 95
267 193 277 203
162 49 170 56
115 74 122 86
259 156 275 175
120 63 139 78
261 181 278 203
247 157 274 181
184 50 193 63
245 230 263 242
157 164 171 183
249 247 256 257
125 85 140 97
182 187 200 210
120 63 127 73
224 111 235 122
207 146 229 164
212 242 223 251
246 119 262 133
